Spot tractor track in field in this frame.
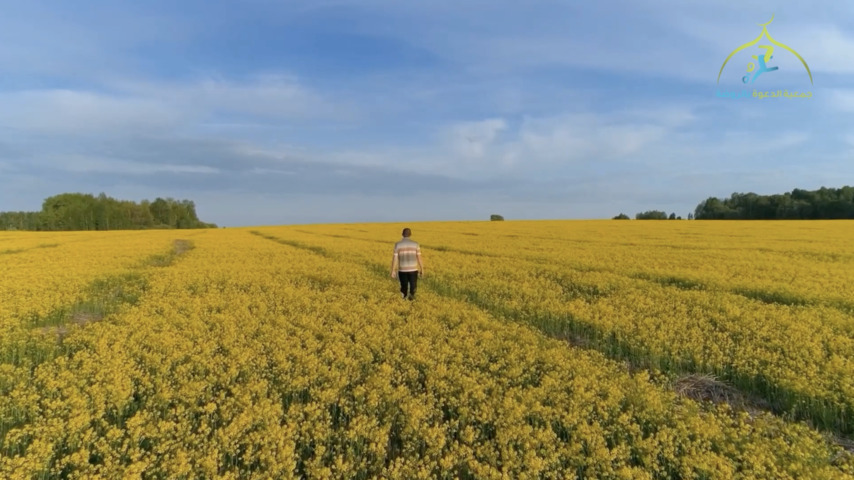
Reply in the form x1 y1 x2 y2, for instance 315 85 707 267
1 239 196 372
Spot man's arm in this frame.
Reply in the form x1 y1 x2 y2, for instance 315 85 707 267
390 251 398 278
417 247 425 276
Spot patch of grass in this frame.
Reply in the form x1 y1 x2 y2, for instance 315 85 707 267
673 374 755 410
28 240 191 337
831 435 854 455
302 274 341 292
0 238 197 402
0 243 60 255
249 231 335 258
630 273 707 291
732 287 811 307
89 272 149 305
536 270 616 301
144 239 194 267
30 272 148 333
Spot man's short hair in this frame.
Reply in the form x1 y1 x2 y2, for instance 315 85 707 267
402 228 411 237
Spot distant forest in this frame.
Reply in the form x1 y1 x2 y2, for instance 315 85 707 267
621 186 854 220
0 193 217 231
694 186 854 220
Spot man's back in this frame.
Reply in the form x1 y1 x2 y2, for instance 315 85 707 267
394 238 421 272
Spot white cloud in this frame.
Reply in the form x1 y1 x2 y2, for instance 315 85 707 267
716 130 810 153
826 89 854 112
0 90 187 135
310 107 697 179
513 110 692 165
0 76 353 137
782 26 854 74
415 32 710 81
132 75 354 121
444 118 507 159
57 155 220 175
250 167 296 175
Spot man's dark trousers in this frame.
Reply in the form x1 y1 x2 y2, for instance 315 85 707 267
398 271 418 300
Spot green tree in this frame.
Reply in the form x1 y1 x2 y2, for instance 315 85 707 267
1 192 215 231
694 186 854 220
635 210 668 220
149 198 172 227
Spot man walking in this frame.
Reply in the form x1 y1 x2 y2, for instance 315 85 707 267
390 228 424 301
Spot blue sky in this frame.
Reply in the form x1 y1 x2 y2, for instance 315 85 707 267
1 0 853 226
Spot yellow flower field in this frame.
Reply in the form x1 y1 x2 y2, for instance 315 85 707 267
263 221 854 434
1 221 853 478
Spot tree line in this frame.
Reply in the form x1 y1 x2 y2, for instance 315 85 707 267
613 211 686 220
0 193 217 231
615 186 854 220
693 186 854 219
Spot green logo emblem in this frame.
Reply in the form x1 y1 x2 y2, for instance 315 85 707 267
717 15 812 85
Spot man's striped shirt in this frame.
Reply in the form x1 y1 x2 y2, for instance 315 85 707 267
393 238 421 272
